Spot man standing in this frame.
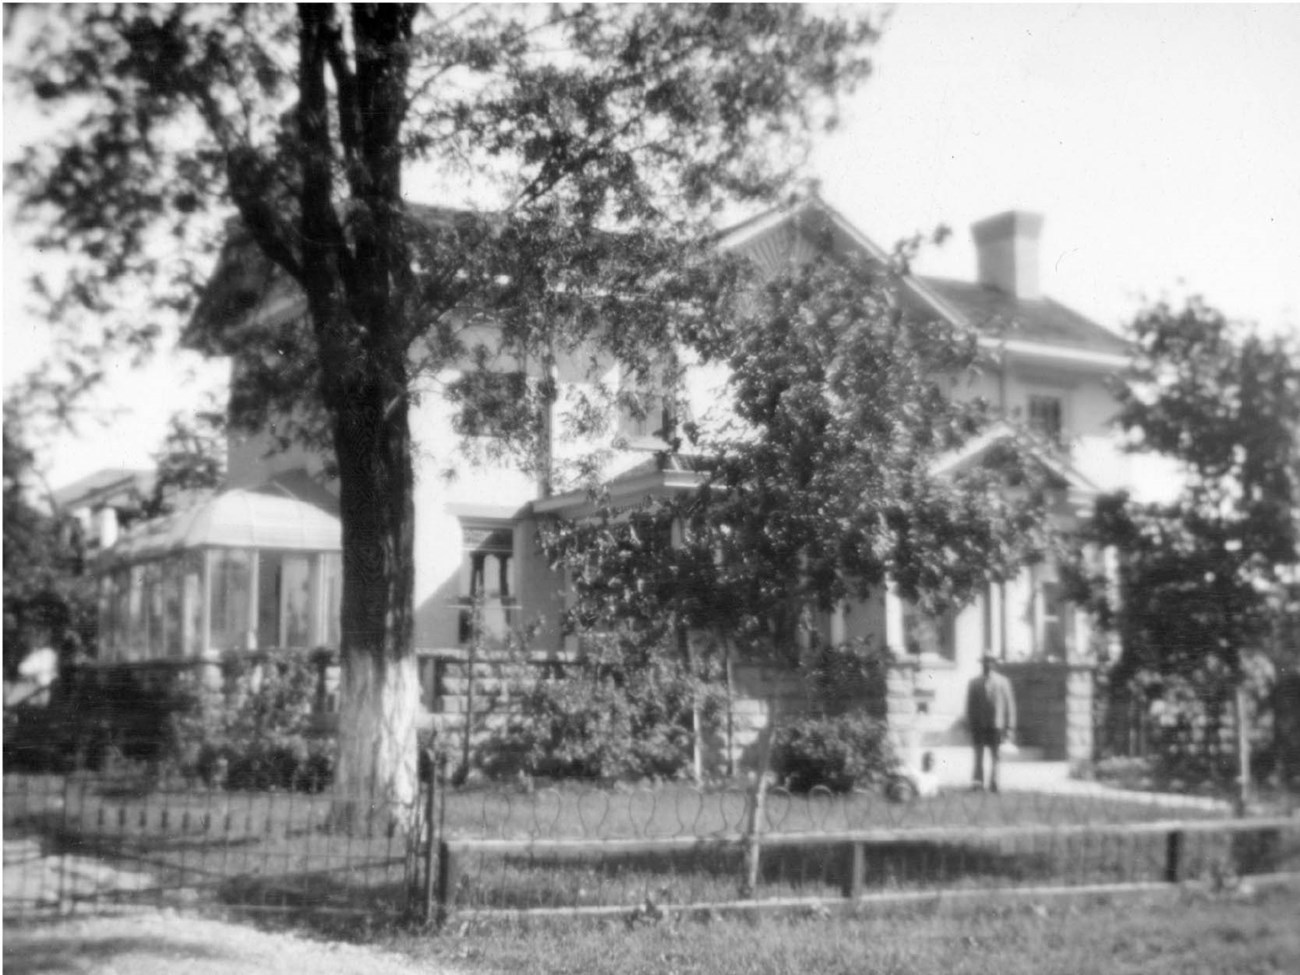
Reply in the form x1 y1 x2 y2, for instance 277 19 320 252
966 651 1016 792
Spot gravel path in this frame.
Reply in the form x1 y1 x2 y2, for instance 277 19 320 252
2 911 462 975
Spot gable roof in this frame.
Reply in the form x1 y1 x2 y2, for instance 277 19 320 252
716 193 1130 367
191 193 1129 371
52 468 154 513
916 276 1129 357
931 421 1100 521
184 204 472 355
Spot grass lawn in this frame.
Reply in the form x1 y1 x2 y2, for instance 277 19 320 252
388 885 1300 975
440 778 1214 840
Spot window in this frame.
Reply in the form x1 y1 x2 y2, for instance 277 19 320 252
183 554 204 657
209 550 254 652
320 552 342 649
458 524 517 647
161 562 184 658
449 370 534 440
256 552 315 649
617 389 673 444
616 363 678 447
902 602 957 661
1027 394 1064 445
1038 581 1068 659
98 572 120 660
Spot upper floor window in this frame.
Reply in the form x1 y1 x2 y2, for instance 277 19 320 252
902 602 957 661
617 388 675 446
1027 394 1064 446
449 370 533 440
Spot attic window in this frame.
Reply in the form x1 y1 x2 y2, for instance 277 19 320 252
1027 395 1064 446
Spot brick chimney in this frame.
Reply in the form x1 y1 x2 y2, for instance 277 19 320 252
971 210 1044 300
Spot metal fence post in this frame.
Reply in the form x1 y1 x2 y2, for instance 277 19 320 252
436 839 458 925
1165 829 1184 884
842 840 865 900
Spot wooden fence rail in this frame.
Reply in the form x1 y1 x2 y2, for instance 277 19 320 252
431 816 1300 922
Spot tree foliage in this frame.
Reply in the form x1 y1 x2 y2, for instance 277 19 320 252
544 245 1057 667
2 408 94 677
1071 298 1300 684
6 3 881 806
137 406 226 520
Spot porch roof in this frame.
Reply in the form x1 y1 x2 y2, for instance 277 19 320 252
102 473 341 564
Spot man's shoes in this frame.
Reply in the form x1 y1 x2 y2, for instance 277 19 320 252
969 782 984 792
989 782 999 794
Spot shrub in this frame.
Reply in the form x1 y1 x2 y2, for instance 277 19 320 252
481 633 722 781
4 664 189 773
171 652 334 792
772 712 896 793
1131 654 1276 791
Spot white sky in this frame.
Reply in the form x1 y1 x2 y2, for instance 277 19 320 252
4 2 1299 489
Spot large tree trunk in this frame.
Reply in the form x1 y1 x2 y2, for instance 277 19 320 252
293 4 422 827
334 645 421 827
329 385 421 826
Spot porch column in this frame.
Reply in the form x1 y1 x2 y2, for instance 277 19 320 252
883 582 919 765
886 658 920 768
829 601 847 646
1103 544 1123 662
884 583 906 656
1065 663 1096 765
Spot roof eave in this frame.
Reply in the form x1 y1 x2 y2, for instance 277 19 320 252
533 469 705 518
981 337 1129 372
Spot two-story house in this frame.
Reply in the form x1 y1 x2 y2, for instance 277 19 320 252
92 193 1134 773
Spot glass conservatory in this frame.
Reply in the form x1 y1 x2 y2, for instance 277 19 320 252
96 476 342 661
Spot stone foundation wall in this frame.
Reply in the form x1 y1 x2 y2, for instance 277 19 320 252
999 661 1094 762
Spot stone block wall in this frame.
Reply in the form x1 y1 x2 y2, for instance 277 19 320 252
1000 661 1094 762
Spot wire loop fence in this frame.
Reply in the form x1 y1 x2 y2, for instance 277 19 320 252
3 753 419 919
432 772 1298 920
7 741 1298 925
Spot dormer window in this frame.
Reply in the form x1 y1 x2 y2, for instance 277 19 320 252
1027 394 1064 446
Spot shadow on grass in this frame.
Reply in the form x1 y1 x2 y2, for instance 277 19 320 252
2 932 233 975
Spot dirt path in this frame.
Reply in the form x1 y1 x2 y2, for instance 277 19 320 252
2 911 464 975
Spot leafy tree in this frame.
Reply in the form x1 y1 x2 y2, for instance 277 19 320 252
6 4 878 811
1069 299 1300 779
136 406 226 520
2 407 94 679
1072 298 1300 682
542 242 1057 765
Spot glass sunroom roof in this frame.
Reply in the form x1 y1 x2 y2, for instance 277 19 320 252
106 473 341 563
